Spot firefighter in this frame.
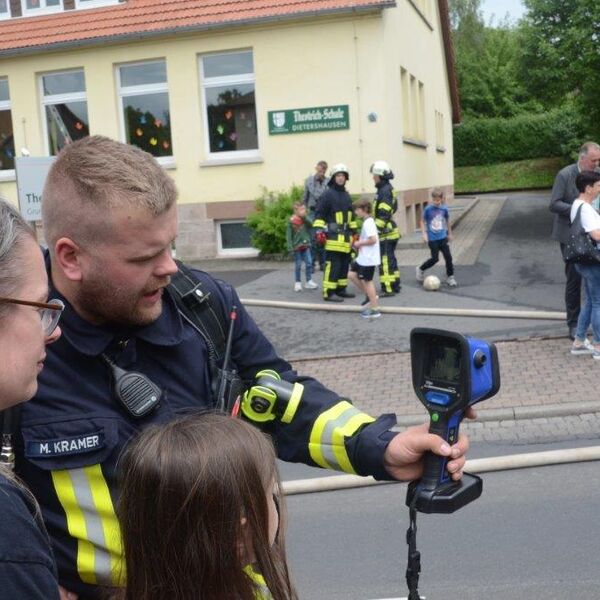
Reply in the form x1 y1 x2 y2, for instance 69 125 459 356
370 160 400 296
313 163 357 302
15 138 472 599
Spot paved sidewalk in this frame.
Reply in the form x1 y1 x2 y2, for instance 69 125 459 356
290 337 599 418
290 337 600 444
192 192 600 447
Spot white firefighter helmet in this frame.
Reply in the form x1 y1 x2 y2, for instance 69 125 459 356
423 275 441 291
329 163 349 180
370 160 394 179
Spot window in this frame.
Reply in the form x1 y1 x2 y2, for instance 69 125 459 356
0 79 15 172
0 0 10 20
40 70 89 156
117 60 173 161
217 220 258 256
200 51 258 159
400 67 426 147
21 0 62 16
435 110 445 151
75 0 119 8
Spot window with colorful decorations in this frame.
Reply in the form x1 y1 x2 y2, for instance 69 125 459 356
40 70 89 156
201 51 258 156
118 60 173 159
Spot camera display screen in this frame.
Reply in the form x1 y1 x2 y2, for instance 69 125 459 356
425 339 461 384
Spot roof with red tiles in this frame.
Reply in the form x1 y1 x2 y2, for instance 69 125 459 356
0 0 395 55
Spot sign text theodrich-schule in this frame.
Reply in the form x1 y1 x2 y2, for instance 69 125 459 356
268 105 350 135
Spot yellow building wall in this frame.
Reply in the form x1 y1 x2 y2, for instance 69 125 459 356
0 3 455 255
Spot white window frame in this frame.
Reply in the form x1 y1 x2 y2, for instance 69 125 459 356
199 50 260 163
216 219 258 257
116 59 174 168
75 0 119 9
21 0 63 17
0 0 10 20
0 77 15 181
39 69 87 156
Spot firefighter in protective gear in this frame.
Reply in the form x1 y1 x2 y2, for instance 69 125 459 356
17 255 396 599
313 163 357 301
371 161 400 296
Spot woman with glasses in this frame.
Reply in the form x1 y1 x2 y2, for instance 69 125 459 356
0 198 64 599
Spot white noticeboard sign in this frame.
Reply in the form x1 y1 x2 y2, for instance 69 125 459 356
15 156 55 222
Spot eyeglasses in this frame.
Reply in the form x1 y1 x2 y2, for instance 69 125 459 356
0 297 64 336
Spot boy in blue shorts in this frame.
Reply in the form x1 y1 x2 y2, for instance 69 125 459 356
348 198 381 318
416 188 457 287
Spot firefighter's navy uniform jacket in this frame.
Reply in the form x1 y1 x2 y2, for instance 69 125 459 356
374 179 401 294
313 183 357 298
15 259 397 599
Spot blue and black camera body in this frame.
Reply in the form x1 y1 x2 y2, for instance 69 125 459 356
407 328 500 514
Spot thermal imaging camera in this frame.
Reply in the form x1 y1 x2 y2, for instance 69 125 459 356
406 328 500 514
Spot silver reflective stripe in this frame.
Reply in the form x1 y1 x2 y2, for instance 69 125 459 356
68 468 113 584
52 465 123 586
319 405 364 469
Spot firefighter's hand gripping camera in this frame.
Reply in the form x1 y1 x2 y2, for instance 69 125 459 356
406 328 500 514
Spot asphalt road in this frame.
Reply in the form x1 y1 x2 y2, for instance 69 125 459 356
213 192 569 359
202 191 600 598
284 455 600 600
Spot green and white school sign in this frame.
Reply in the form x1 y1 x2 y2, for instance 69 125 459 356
268 105 349 135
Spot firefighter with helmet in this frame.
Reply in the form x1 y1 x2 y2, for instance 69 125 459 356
371 160 400 296
313 163 357 301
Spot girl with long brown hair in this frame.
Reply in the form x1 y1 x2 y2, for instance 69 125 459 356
115 412 297 600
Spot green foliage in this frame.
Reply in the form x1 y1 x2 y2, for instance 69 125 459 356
454 105 584 167
450 0 538 118
454 157 566 194
520 0 600 139
246 185 304 255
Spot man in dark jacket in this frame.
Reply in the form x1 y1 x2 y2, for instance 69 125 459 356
15 137 472 599
550 141 600 338
303 160 328 270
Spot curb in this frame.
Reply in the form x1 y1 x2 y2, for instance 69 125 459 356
394 400 600 427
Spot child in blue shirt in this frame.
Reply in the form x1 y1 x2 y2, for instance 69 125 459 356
416 188 457 287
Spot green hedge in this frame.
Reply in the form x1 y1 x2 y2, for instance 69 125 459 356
246 185 303 256
454 106 583 167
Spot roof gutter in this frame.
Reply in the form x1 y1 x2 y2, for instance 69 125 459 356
0 2 396 57
437 0 461 124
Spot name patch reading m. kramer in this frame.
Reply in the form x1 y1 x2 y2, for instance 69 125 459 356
26 432 105 457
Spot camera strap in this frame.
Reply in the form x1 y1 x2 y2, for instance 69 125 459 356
405 494 422 600
168 262 243 410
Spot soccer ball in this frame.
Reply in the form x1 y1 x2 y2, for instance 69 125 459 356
423 275 441 291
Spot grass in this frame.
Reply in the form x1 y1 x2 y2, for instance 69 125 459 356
454 156 567 194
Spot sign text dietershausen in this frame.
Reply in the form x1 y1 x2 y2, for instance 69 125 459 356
268 105 350 135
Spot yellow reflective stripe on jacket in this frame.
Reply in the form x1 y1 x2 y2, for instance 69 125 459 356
243 565 274 599
378 202 392 212
325 240 351 252
52 465 123 586
375 218 387 229
309 401 375 474
313 218 326 229
281 382 304 424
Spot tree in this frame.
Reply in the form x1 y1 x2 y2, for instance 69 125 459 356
450 0 538 118
519 0 600 137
